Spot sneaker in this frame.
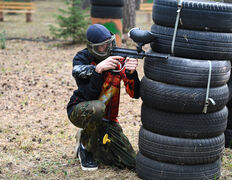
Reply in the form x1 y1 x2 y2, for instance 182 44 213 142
78 144 98 171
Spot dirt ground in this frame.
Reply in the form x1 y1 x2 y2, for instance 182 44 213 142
0 38 232 180
0 0 232 179
0 40 144 179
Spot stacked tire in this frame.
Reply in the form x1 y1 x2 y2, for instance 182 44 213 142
90 0 124 46
136 0 232 179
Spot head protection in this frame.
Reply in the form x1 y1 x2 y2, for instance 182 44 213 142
86 24 116 61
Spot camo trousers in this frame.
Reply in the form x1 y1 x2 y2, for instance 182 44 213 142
69 100 136 169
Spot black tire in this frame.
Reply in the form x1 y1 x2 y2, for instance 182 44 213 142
225 129 232 148
150 24 232 60
140 76 229 113
136 152 221 180
91 5 123 19
91 0 124 6
141 103 228 138
144 52 231 87
139 127 224 165
153 0 232 32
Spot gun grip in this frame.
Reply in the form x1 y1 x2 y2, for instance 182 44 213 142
103 134 111 144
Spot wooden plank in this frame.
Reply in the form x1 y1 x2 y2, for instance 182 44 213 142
0 4 34 7
140 5 152 8
0 10 34 13
0 2 35 6
141 8 152 11
143 10 152 13
140 7 152 9
0 6 34 8
140 6 152 8
140 3 153 12
0 6 34 10
140 8 152 11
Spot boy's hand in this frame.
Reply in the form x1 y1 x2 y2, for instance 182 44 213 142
95 56 124 74
125 57 138 74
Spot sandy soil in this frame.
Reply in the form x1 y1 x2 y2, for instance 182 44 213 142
0 40 144 179
0 40 231 179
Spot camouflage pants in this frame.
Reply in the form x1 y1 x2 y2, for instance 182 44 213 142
69 100 136 169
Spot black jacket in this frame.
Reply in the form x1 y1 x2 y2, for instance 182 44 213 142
67 48 140 118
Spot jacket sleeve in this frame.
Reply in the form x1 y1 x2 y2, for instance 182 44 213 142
72 65 95 80
121 70 140 99
72 50 105 101
72 50 95 80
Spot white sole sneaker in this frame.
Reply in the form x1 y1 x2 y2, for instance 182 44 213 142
78 151 98 171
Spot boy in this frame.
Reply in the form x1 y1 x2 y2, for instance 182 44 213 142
67 24 140 171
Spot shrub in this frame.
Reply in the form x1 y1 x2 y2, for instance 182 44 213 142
49 0 91 43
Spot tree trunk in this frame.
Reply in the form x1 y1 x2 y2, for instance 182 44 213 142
135 0 141 10
81 0 90 9
123 0 136 33
72 0 90 9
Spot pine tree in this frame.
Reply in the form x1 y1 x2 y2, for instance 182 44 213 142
49 0 91 43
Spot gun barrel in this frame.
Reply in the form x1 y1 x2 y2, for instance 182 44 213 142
145 52 168 60
111 47 142 59
111 47 168 60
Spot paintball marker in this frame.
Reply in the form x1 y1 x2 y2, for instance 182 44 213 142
109 28 169 73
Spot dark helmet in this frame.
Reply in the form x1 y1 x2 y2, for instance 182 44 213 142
86 24 116 61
